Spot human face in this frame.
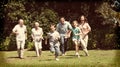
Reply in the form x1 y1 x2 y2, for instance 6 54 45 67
19 19 24 27
72 21 78 27
50 25 55 32
35 22 39 28
80 16 85 23
60 18 65 24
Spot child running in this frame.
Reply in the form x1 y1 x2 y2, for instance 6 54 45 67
47 24 61 61
72 20 81 58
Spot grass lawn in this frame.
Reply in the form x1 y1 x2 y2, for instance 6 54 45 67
0 50 120 67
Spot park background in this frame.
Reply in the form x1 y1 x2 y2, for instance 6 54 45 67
0 0 120 51
0 0 120 67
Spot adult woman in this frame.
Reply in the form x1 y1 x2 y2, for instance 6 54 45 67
31 22 43 57
78 15 91 56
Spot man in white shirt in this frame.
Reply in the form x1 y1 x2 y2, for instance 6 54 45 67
12 19 27 59
31 22 43 57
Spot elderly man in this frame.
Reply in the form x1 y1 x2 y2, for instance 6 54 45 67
56 17 72 56
31 22 43 57
12 19 27 59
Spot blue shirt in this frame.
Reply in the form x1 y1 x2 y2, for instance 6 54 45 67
56 21 72 36
72 27 80 40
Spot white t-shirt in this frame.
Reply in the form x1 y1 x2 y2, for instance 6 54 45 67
31 27 43 41
12 24 27 41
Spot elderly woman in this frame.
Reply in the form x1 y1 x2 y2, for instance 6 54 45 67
31 22 43 57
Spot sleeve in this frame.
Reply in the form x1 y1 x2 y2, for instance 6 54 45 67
31 29 34 37
41 28 43 37
12 25 17 32
56 24 60 32
67 22 72 31
24 26 27 33
57 32 60 39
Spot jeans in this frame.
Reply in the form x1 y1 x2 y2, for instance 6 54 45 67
49 42 60 57
60 36 68 54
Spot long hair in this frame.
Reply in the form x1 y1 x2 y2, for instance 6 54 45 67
78 15 88 25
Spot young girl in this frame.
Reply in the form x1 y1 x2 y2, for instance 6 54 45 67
72 20 81 58
47 24 61 61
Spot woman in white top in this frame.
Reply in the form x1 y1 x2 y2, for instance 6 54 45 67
31 22 43 57
78 15 91 56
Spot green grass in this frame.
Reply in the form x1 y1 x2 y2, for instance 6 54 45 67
0 50 120 67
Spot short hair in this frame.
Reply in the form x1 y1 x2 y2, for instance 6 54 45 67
34 22 39 26
50 23 56 27
59 16 65 20
72 20 78 24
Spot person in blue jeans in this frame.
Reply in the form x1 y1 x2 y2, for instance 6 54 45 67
56 17 72 56
47 24 61 61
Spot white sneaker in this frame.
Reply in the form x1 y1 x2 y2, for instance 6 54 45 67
75 53 79 56
78 55 80 58
62 54 65 56
55 58 59 61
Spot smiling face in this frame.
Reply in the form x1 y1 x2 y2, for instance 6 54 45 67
72 20 78 28
60 17 65 24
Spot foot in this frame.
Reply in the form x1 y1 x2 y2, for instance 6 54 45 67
62 54 65 56
78 55 80 58
55 58 59 61
86 53 89 56
20 57 24 59
75 52 79 56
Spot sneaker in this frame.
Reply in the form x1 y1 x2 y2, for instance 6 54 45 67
62 54 65 56
86 53 89 56
55 58 59 61
20 57 24 59
75 53 79 56
78 55 80 58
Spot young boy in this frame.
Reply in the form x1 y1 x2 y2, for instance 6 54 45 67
72 20 81 58
47 24 61 61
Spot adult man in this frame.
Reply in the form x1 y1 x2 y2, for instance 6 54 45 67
56 17 72 56
12 19 27 59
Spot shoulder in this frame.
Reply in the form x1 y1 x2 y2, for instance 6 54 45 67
32 28 35 31
14 24 19 28
39 27 43 30
76 27 80 29
55 31 59 34
65 21 70 25
23 25 26 28
57 23 61 26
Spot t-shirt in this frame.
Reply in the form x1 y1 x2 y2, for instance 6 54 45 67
31 27 43 42
56 21 72 37
12 24 27 41
72 27 80 40
47 31 60 43
79 23 91 35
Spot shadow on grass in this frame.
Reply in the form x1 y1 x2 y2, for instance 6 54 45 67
39 59 53 61
7 56 20 59
27 56 37 57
